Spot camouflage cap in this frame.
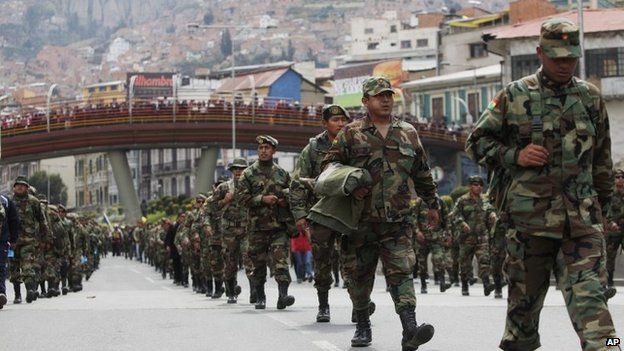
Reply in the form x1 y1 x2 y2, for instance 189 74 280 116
228 158 248 170
256 135 278 148
195 194 207 201
58 204 67 212
615 169 624 177
539 18 581 58
13 175 29 187
468 175 484 185
322 104 350 120
48 204 58 212
362 76 395 97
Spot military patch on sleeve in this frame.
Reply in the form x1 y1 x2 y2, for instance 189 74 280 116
487 98 499 111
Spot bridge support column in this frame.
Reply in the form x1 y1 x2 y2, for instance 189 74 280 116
108 150 141 223
195 147 218 194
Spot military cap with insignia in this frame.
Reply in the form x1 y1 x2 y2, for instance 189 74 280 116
228 158 248 170
256 135 279 148
322 104 350 121
362 76 395 97
13 175 29 187
539 18 581 58
468 175 484 185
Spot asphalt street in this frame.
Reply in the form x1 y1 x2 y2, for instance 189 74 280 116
1 256 622 351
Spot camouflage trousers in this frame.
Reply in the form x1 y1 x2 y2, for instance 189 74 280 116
310 223 352 293
68 252 85 286
459 234 490 281
43 249 61 283
490 230 506 281
416 236 448 278
346 221 416 313
8 240 38 286
200 243 212 282
247 228 291 286
500 230 618 351
208 233 224 280
449 239 460 279
222 227 251 281
605 233 623 274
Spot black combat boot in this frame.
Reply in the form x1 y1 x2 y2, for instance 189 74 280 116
61 279 69 295
212 279 225 299
0 292 6 309
47 280 57 298
434 271 440 286
316 291 330 323
398 307 435 351
439 273 451 293
276 282 295 310
351 308 372 347
493 276 503 299
255 283 266 310
351 301 376 323
39 282 47 298
469 277 478 285
461 280 469 296
605 286 617 300
26 283 37 303
249 278 257 303
420 276 427 294
483 277 495 296
13 283 21 304
227 279 239 304
205 278 213 297
608 270 615 288
451 272 460 287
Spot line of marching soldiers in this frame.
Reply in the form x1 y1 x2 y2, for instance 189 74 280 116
4 176 106 306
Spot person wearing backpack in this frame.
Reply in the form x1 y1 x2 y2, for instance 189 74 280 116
466 18 618 351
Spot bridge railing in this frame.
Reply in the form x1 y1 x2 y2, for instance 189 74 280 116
0 99 467 145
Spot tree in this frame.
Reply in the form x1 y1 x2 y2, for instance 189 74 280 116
220 29 232 57
28 171 69 206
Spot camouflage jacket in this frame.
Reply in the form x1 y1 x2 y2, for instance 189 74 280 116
49 211 71 256
12 193 50 243
322 115 437 222
290 131 332 220
236 159 292 231
213 179 249 229
466 69 613 239
607 187 624 235
452 193 494 238
72 221 89 256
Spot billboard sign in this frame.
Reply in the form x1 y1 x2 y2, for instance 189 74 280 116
332 60 404 108
127 72 174 99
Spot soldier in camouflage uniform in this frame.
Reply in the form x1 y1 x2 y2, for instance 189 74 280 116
452 175 496 296
213 159 253 304
466 18 619 351
57 205 74 295
322 77 438 350
205 178 228 299
411 196 452 294
69 215 89 292
290 104 354 322
606 169 624 292
176 196 204 291
237 135 295 310
10 176 50 304
43 205 66 297
35 193 52 298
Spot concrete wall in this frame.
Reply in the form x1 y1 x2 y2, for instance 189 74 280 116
440 30 503 75
40 157 76 208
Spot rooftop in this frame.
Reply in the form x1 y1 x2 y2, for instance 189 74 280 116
402 64 501 90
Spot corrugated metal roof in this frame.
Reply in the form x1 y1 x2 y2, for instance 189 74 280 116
402 64 501 89
216 68 289 93
485 9 624 40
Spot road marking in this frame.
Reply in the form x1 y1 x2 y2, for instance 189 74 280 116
312 340 343 351
145 277 155 284
265 313 314 334
130 268 141 274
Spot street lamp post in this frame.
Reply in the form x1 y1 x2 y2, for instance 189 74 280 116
46 84 58 133
128 75 137 123
231 48 236 159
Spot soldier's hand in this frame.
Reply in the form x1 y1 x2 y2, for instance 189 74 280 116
277 198 288 208
352 187 370 200
517 144 549 167
262 195 279 205
296 218 308 234
462 223 471 233
224 192 234 204
426 209 439 229
416 231 425 244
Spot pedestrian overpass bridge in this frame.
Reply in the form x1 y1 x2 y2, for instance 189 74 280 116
0 103 466 222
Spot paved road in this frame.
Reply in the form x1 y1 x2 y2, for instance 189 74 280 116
1 256 622 351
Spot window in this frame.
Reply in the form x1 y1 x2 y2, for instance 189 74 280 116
432 97 444 118
364 28 373 34
469 43 487 58
401 40 412 49
111 85 118 91
367 42 379 50
98 86 106 92
416 39 428 48
586 47 624 78
88 88 96 93
390 25 397 33
511 54 541 81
